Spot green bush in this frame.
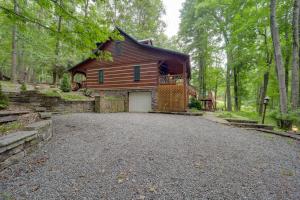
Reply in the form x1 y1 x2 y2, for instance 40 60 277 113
189 97 201 110
0 83 9 110
269 110 299 122
20 83 27 92
82 88 92 96
60 74 71 92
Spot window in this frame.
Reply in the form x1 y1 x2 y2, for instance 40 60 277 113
115 41 122 56
98 70 104 84
134 65 140 81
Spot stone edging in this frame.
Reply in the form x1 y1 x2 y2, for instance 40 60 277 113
149 111 204 116
0 120 52 171
202 113 300 141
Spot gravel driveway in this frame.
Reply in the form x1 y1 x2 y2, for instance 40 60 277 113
1 113 300 199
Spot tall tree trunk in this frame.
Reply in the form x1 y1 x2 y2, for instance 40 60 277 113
215 80 218 110
284 5 291 96
259 28 272 115
233 65 239 111
226 54 232 111
292 0 300 110
11 0 18 83
270 0 288 114
84 0 89 18
53 0 63 85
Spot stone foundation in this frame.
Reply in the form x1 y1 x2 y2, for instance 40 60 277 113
97 89 157 112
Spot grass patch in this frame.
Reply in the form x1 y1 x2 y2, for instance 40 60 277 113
189 108 202 113
0 122 23 135
216 110 277 126
60 92 90 101
40 88 90 101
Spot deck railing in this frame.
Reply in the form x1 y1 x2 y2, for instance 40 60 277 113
159 74 184 85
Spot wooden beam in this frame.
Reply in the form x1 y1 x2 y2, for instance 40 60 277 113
183 62 187 112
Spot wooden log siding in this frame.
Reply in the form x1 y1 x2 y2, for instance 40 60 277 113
74 36 188 90
86 62 158 89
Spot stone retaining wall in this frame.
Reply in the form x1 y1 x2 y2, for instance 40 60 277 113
41 97 94 113
0 120 52 171
7 91 95 113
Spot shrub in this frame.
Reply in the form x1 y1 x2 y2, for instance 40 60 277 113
83 88 93 97
0 83 9 110
60 74 71 92
20 83 27 92
189 97 201 110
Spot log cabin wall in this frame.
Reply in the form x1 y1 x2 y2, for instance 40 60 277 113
83 37 184 90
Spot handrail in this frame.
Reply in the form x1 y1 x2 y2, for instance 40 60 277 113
159 74 183 84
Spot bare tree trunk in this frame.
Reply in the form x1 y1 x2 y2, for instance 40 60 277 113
11 0 18 83
270 0 288 114
259 28 272 115
215 80 218 110
84 0 89 18
292 0 300 110
226 55 232 111
53 0 63 85
233 65 239 111
284 5 291 96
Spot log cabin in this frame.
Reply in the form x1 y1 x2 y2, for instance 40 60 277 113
68 27 196 112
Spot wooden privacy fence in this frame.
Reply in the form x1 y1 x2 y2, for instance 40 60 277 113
157 84 185 112
95 96 125 113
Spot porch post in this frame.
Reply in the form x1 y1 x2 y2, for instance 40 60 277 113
71 72 75 83
183 62 187 112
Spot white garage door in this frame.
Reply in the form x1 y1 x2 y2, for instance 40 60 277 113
129 92 152 112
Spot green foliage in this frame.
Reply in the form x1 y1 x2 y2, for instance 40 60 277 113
41 88 89 101
269 110 299 122
0 0 165 84
82 88 93 97
20 83 27 92
189 97 202 110
0 122 23 135
60 74 71 92
0 83 9 110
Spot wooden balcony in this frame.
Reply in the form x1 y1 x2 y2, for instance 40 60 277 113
159 74 184 85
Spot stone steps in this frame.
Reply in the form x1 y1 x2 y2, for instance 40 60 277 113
0 116 18 124
0 110 30 117
230 122 274 130
225 118 258 124
149 111 204 116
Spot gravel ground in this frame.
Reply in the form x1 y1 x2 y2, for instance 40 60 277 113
1 113 300 200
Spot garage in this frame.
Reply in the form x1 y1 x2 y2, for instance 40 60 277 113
129 92 152 112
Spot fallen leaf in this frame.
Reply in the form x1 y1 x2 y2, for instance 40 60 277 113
148 185 156 193
117 172 128 183
31 185 40 192
138 195 146 200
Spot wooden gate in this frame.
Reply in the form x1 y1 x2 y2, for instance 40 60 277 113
157 84 185 112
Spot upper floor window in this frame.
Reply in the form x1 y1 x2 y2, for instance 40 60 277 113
98 70 104 84
134 65 140 81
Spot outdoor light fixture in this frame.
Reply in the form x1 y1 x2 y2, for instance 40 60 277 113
264 96 270 105
262 96 270 124
292 126 298 133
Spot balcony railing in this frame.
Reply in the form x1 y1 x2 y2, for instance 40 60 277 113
159 74 184 85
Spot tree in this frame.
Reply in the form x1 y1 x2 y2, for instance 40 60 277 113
291 0 300 110
11 0 18 83
60 73 71 92
270 0 288 114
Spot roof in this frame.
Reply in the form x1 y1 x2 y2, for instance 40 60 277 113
115 27 190 59
69 27 191 76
